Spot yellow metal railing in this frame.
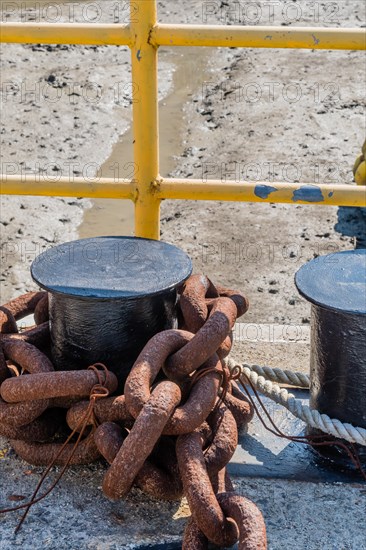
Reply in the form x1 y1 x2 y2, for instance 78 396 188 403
1 1 366 239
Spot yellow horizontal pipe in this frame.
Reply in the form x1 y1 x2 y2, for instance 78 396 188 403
158 178 366 207
0 175 134 199
1 22 365 51
2 175 365 208
152 24 366 50
0 23 131 46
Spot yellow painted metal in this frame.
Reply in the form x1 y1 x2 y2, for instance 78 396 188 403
2 22 364 51
3 174 364 208
0 22 131 46
152 24 366 50
0 175 134 199
130 0 160 239
1 0 365 241
158 179 366 207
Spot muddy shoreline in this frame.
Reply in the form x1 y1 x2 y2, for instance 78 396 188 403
1 1 365 317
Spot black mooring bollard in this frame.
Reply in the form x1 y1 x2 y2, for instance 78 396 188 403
31 237 192 388
295 249 366 468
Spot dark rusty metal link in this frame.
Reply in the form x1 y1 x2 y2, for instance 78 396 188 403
217 492 267 550
0 307 17 334
217 331 233 360
204 404 238 476
0 322 50 349
215 285 249 319
33 293 49 325
182 467 234 549
49 396 82 409
10 433 100 466
103 380 181 500
223 381 254 430
136 456 183 501
126 332 222 435
95 422 182 501
125 329 193 419
164 354 221 435
1 369 118 403
0 397 53 429
0 277 262 545
2 338 54 375
0 291 47 334
197 420 212 443
176 430 239 547
182 517 208 550
0 345 8 384
67 395 134 432
94 421 124 463
210 467 235 494
0 409 62 442
178 276 248 361
150 435 180 483
179 274 219 333
166 297 237 381
0 340 54 427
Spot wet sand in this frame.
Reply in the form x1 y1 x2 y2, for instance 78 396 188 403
78 47 213 238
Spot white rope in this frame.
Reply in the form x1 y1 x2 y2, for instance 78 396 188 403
225 358 366 447
238 363 310 388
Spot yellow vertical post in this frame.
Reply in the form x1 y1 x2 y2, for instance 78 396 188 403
130 0 160 239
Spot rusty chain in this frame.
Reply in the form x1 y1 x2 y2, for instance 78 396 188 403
0 275 267 548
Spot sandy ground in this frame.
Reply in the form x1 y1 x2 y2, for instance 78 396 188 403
1 1 366 548
0 0 187 299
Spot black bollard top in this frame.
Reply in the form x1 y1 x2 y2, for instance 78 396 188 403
295 249 366 315
31 236 192 299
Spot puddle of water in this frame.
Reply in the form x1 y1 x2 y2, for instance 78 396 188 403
78 47 212 238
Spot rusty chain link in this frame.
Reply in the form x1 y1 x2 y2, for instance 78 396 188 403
0 275 267 548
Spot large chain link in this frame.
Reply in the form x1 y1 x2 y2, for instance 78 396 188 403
0 275 267 548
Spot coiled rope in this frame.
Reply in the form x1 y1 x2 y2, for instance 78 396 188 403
225 359 366 447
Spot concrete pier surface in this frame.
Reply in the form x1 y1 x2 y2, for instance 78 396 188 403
0 441 364 549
